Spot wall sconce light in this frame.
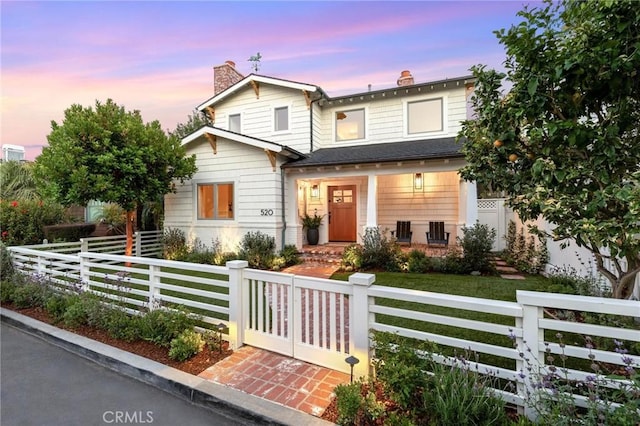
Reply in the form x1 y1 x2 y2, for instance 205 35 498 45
414 173 423 191
311 184 319 198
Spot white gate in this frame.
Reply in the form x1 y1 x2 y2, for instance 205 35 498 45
477 198 512 251
242 270 352 373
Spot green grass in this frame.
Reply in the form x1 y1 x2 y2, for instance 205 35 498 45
332 271 553 369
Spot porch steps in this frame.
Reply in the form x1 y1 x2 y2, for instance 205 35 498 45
491 256 525 280
299 249 343 265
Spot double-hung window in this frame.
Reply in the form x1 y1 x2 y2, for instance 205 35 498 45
335 108 365 141
229 114 241 133
274 106 289 132
197 183 234 219
407 98 443 134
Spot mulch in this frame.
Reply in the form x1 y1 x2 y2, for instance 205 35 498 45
1 303 232 376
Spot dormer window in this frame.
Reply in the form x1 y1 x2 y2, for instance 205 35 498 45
336 108 365 141
229 113 241 133
274 106 289 132
407 98 443 134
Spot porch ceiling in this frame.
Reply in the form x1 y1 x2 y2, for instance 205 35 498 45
281 137 465 169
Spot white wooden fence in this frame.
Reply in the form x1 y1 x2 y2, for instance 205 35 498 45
6 244 639 419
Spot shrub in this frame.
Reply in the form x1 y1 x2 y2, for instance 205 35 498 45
99 203 127 235
546 265 610 297
238 231 275 269
163 227 188 260
168 329 205 361
504 221 548 274
10 274 52 308
62 295 90 327
137 308 195 347
102 308 140 342
43 223 96 242
341 243 363 271
0 243 14 282
45 293 70 323
0 199 68 246
406 249 431 273
360 227 403 272
459 222 497 274
279 244 301 267
431 246 467 274
0 279 17 304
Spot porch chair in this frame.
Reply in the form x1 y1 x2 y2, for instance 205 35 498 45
391 221 413 246
426 221 450 247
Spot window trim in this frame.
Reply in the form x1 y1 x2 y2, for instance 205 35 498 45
196 181 235 221
403 96 447 138
272 104 291 134
334 107 367 142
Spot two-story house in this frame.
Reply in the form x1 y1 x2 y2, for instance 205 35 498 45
163 61 478 252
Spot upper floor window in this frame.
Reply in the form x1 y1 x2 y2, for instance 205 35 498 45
274 106 289 132
229 114 241 133
407 98 443 134
197 183 234 220
336 108 365 141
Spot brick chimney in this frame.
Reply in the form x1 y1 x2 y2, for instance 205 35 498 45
397 70 414 86
214 60 244 94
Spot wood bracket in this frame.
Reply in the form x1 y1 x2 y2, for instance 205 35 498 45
302 90 311 109
205 133 217 154
250 80 260 98
205 106 215 122
265 149 276 172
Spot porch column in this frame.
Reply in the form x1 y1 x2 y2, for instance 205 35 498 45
458 179 478 233
284 175 301 249
365 173 378 228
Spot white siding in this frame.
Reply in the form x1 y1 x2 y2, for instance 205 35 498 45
377 171 459 243
313 85 468 149
214 84 312 154
164 137 287 251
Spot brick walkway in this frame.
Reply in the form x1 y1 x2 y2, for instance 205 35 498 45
199 346 350 417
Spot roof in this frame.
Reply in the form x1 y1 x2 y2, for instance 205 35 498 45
182 126 305 159
324 75 475 105
281 137 465 169
197 74 321 111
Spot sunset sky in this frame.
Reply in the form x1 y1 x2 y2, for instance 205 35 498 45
1 1 536 160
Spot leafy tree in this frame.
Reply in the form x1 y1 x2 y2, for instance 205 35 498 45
459 0 640 299
0 161 40 201
34 99 197 255
170 109 212 140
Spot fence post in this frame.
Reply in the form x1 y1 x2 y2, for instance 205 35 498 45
349 272 376 380
227 260 248 351
80 238 88 253
147 264 160 310
79 253 90 292
134 231 142 257
517 291 544 421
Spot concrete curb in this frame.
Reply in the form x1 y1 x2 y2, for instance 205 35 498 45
0 308 334 426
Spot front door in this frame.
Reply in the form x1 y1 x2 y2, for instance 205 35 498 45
328 185 357 242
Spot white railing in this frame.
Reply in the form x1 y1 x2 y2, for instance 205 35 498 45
6 248 639 419
14 231 163 257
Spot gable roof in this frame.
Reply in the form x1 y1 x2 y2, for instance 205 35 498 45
281 137 465 169
182 126 305 159
197 74 321 111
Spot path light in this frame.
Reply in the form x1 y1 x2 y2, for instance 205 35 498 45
345 355 360 383
216 323 226 353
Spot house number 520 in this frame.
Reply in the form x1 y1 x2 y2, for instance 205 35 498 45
260 209 274 216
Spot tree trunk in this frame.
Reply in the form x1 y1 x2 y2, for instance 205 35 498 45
125 210 135 257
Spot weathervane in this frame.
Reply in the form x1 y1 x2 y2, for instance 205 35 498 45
248 52 262 73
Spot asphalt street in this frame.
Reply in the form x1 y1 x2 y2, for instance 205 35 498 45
0 322 246 426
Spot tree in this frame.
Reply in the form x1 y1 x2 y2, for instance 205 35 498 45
459 0 640 299
35 99 197 256
169 109 212 140
0 161 40 201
